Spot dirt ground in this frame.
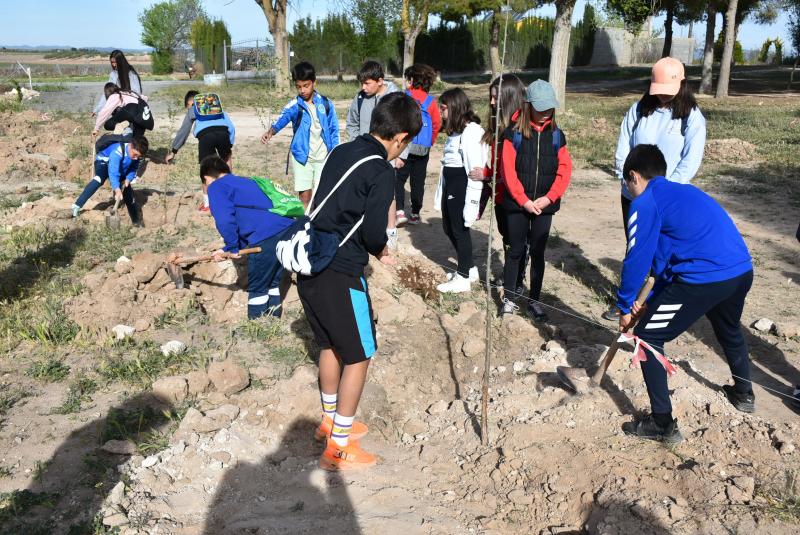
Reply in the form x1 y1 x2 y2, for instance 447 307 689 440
0 88 799 534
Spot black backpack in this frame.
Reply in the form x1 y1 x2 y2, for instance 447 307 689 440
95 133 132 153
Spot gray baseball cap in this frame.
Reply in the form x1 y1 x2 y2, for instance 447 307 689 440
525 79 559 111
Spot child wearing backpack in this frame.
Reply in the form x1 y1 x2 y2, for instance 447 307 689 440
395 63 441 226
294 93 422 470
434 88 487 293
165 91 236 213
261 62 339 209
615 144 754 444
200 155 295 319
500 80 572 322
94 83 153 138
604 57 706 321
71 136 148 225
346 60 401 248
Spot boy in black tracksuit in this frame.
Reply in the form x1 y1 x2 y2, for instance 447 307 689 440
298 93 422 471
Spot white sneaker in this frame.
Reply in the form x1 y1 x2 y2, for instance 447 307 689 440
387 228 398 250
467 266 478 282
71 204 80 218
437 273 471 293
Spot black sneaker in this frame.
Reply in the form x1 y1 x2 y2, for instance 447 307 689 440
623 414 684 444
723 384 755 413
527 302 548 323
602 305 620 321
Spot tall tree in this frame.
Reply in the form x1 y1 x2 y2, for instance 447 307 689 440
699 1 718 94
789 0 800 87
350 0 401 67
548 0 577 111
715 0 739 97
139 0 205 74
254 0 290 90
661 0 676 57
401 0 433 73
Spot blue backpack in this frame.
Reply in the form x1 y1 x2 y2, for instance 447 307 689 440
510 127 562 153
407 91 434 147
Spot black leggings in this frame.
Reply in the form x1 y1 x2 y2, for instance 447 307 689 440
441 167 473 276
496 202 527 288
395 152 429 214
503 209 552 300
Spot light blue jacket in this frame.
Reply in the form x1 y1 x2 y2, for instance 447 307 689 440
271 92 339 165
614 102 706 200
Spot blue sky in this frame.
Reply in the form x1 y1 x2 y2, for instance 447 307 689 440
0 0 793 52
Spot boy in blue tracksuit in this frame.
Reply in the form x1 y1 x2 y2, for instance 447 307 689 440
200 155 294 319
72 137 148 225
261 62 338 208
616 144 754 444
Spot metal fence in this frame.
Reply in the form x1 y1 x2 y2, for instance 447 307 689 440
172 38 276 82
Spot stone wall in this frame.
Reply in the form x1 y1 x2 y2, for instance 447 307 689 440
590 27 696 66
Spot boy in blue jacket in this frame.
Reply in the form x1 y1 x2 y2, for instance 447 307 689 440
261 62 338 208
201 155 294 319
72 136 148 225
166 91 236 213
616 144 754 444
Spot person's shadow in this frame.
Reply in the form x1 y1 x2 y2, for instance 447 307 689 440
203 417 361 534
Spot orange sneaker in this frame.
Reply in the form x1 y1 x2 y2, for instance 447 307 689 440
319 441 377 471
314 416 369 442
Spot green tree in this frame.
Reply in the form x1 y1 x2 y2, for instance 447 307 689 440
351 0 401 68
139 0 205 74
788 0 800 86
190 16 231 73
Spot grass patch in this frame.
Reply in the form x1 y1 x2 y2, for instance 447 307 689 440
757 471 800 522
95 339 205 389
34 83 67 92
0 389 30 426
236 315 284 343
154 298 207 329
0 490 57 529
65 139 91 160
0 466 12 479
26 357 70 382
53 374 98 415
102 404 188 455
269 345 308 368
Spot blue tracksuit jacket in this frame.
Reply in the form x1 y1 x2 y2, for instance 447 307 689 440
616 176 752 313
207 174 294 253
271 92 339 165
97 142 140 190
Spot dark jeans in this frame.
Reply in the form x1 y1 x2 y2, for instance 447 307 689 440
75 160 139 224
621 195 632 240
441 167 474 276
634 270 754 414
503 210 552 300
247 231 288 319
395 152 429 214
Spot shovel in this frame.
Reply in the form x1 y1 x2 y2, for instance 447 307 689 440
556 276 655 395
165 246 262 289
105 199 121 230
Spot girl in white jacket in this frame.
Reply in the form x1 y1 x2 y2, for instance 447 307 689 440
435 88 487 293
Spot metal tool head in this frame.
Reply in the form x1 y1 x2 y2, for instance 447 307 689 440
105 199 121 230
165 262 185 289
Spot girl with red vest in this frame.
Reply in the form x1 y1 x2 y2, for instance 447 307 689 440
499 80 572 322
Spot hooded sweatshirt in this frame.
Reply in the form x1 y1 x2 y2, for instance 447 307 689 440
345 81 400 140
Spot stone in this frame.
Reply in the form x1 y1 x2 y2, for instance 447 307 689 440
108 481 125 505
186 370 211 396
205 404 240 424
404 418 427 436
152 376 188 403
130 252 165 284
398 291 428 321
545 340 566 355
752 318 775 333
775 323 800 339
101 440 138 455
111 324 135 341
160 340 187 356
461 336 485 359
427 400 449 415
507 488 533 505
103 513 129 528
133 318 151 332
779 441 796 455
141 455 159 468
208 359 250 395
726 476 755 504
249 365 275 381
211 451 232 464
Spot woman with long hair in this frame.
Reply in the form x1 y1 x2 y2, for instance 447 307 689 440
604 57 707 321
469 74 527 294
93 50 143 116
434 88 487 293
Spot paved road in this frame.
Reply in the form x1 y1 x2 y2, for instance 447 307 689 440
31 80 196 115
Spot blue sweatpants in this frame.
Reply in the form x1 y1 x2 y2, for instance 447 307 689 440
633 270 754 415
247 231 288 319
75 160 139 224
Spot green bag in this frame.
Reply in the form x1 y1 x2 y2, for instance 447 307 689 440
252 176 305 218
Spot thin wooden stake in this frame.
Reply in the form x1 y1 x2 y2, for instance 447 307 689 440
481 2 511 447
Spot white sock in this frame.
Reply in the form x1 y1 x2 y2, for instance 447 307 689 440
331 413 354 447
387 228 397 237
203 194 210 207
321 391 337 419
